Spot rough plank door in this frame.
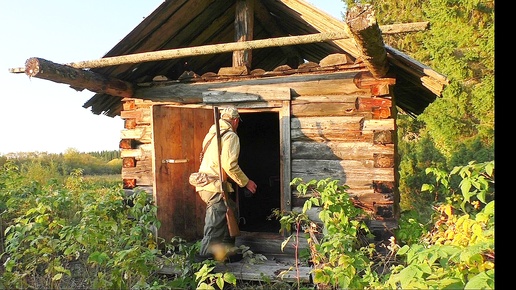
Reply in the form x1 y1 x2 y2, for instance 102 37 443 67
152 105 213 242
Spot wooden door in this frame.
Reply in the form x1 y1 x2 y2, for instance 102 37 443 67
152 105 212 242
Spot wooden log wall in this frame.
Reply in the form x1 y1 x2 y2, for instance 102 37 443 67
120 99 154 194
289 71 397 220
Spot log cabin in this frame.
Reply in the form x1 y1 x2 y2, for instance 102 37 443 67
10 0 448 279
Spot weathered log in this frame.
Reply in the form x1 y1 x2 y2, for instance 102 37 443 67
124 119 137 129
291 128 370 142
355 97 392 111
380 21 429 34
291 115 365 130
119 139 137 149
346 4 389 78
44 32 352 70
292 141 394 160
123 179 136 189
373 131 393 145
202 86 291 103
123 157 136 168
372 106 391 119
354 71 395 96
319 53 353 67
120 110 143 124
120 109 151 125
370 83 391 96
218 66 249 76
24 57 133 98
373 153 395 168
362 119 395 131
122 100 136 110
353 71 396 89
291 159 395 183
373 181 394 193
292 93 367 104
233 0 254 68
291 102 359 117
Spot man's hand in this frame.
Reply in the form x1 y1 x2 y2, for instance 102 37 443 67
245 180 257 194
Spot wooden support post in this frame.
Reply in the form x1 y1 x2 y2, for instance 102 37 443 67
233 0 254 68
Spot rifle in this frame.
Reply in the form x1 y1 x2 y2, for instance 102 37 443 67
213 106 240 237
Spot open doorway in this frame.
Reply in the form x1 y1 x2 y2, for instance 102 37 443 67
234 111 281 233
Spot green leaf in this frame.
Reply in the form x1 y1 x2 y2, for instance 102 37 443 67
88 251 109 264
460 179 472 195
223 272 237 284
197 282 214 290
52 273 63 281
216 277 224 289
485 162 494 177
421 184 433 192
464 269 494 289
397 245 410 256
398 265 424 287
437 278 464 289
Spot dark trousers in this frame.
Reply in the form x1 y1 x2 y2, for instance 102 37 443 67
199 192 236 255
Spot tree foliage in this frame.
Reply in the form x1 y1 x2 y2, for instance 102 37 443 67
342 0 495 213
0 148 122 177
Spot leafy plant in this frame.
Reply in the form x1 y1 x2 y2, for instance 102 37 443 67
0 164 169 289
386 161 495 289
277 178 379 289
422 160 494 214
387 201 494 289
195 262 237 290
1 159 495 289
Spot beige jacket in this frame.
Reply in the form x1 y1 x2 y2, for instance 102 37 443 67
196 119 249 201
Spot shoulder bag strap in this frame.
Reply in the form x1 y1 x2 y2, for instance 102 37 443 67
199 129 229 162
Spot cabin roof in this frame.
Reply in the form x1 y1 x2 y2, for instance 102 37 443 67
78 0 448 117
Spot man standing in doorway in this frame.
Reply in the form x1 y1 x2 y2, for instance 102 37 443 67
194 106 258 262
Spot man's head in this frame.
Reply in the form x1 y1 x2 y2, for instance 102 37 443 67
220 106 242 130
220 106 241 121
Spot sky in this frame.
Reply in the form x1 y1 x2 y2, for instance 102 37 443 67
0 0 346 155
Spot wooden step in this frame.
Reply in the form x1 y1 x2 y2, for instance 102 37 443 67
228 231 312 283
213 255 312 283
158 231 313 284
235 231 309 256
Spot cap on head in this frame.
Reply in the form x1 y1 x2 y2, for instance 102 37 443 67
220 106 242 121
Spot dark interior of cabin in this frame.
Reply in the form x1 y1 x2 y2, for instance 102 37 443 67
232 111 281 233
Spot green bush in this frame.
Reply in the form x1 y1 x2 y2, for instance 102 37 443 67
275 161 494 289
0 160 494 289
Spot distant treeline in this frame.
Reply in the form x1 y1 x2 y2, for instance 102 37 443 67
0 148 122 176
85 150 121 162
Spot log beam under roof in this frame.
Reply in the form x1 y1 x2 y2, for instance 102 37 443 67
24 57 133 98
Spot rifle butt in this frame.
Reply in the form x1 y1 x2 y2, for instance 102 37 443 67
226 208 241 237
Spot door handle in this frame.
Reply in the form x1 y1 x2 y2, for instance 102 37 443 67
162 159 189 164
